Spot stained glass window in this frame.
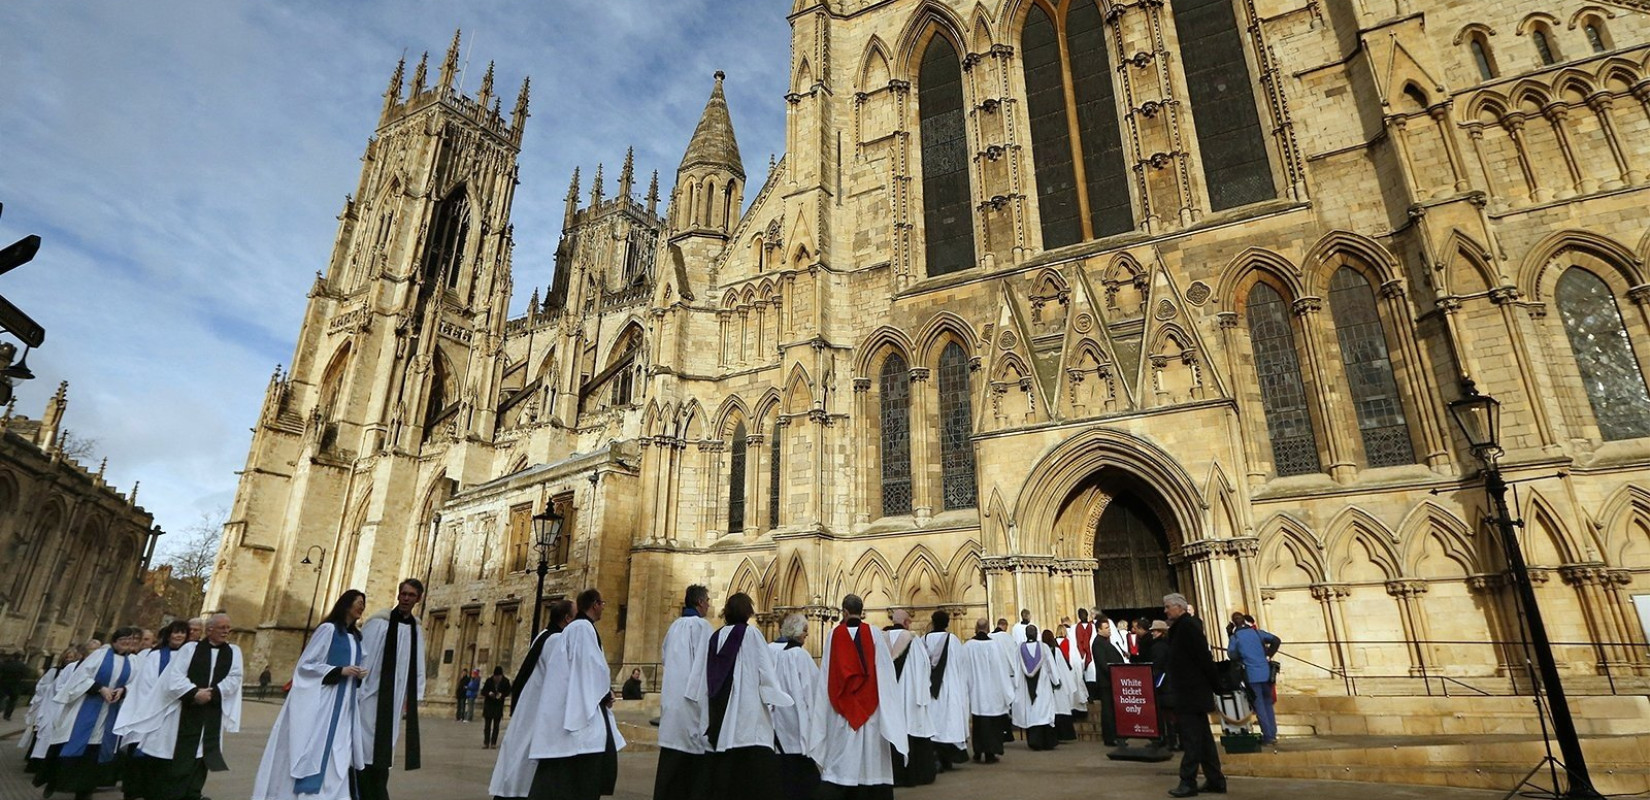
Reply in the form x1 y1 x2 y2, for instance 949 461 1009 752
1532 29 1557 65
1585 24 1607 53
1556 268 1650 441
1471 39 1496 81
920 36 976 277
1171 0 1273 210
1068 0 1134 238
728 421 747 533
1247 283 1321 475
938 342 978 509
768 420 782 529
1023 5 1081 249
880 354 914 516
1328 267 1415 467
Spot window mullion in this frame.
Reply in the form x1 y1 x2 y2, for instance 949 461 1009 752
1054 7 1095 242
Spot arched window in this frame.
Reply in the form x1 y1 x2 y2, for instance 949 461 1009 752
879 354 913 516
728 421 748 532
1327 267 1415 467
1584 22 1609 53
768 420 782 529
1555 268 1650 441
938 342 978 509
1531 28 1557 65
1470 37 1497 81
1247 283 1320 476
1171 0 1274 210
421 188 471 289
1022 0 1133 249
919 35 976 277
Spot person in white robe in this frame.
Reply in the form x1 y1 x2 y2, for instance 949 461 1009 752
357 578 427 800
253 590 368 800
1011 626 1058 751
963 619 1012 763
1047 628 1081 742
489 599 574 800
987 618 1019 744
41 629 141 800
769 613 821 800
1009 610 1032 644
1072 609 1099 696
684 592 792 799
652 584 712 800
141 613 244 800
526 588 626 800
805 593 906 800
24 645 82 772
921 611 969 769
112 619 191 798
883 609 933 787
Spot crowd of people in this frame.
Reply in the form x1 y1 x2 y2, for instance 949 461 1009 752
17 614 244 800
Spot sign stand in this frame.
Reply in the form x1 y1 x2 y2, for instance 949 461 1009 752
1105 663 1174 763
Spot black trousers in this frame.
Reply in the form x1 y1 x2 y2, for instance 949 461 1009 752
970 714 1005 758
152 758 208 800
1175 711 1224 785
357 764 392 800
652 747 706 800
484 715 503 747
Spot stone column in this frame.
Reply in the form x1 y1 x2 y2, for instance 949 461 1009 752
852 378 872 525
1061 558 1099 619
1603 569 1650 675
1292 297 1354 481
1559 563 1632 675
1586 93 1638 187
1542 104 1588 196
983 556 1015 625
1310 583 1353 680
1431 103 1472 193
908 367 934 523
1501 115 1542 201
1385 579 1433 677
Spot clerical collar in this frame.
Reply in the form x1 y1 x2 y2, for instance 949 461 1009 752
391 608 416 624
973 632 992 641
844 618 861 628
785 639 803 650
682 607 700 617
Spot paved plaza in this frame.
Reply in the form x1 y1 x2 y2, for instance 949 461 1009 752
0 699 1516 800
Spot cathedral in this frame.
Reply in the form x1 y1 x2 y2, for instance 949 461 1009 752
208 0 1650 703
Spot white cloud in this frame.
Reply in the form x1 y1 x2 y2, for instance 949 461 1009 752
0 1 791 556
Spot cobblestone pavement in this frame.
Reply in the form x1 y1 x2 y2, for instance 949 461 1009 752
1 701 1508 800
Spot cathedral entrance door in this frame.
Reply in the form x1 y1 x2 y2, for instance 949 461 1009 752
1091 488 1177 624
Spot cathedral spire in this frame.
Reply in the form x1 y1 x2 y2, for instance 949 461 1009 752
412 51 429 95
678 70 745 180
619 147 635 199
512 76 531 134
478 60 495 108
384 56 405 110
439 29 462 91
591 163 605 205
647 170 660 215
564 167 581 229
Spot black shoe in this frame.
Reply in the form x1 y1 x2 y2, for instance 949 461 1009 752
1169 783 1198 797
984 754 999 764
1199 781 1227 794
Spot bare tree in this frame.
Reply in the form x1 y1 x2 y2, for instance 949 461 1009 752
57 429 98 462
162 509 226 611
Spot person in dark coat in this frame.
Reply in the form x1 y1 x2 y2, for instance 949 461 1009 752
1163 594 1224 797
481 667 510 748
1139 618 1176 750
621 669 643 701
1093 619 1129 746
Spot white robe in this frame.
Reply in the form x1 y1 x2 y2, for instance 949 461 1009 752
1010 643 1056 729
962 638 1013 718
1009 622 1031 645
1051 644 1087 714
21 666 58 750
526 618 626 759
657 613 713 754
684 625 791 752
488 629 557 799
887 628 932 739
253 624 362 800
805 623 907 788
111 646 181 754
358 609 426 767
1073 623 1099 683
768 642 819 756
922 632 969 748
48 646 134 749
29 664 74 759
1109 622 1132 663
988 630 1020 692
139 641 244 759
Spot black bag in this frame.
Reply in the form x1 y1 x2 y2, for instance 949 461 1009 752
1215 659 1246 694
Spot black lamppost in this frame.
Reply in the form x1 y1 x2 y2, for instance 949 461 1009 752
529 502 564 636
1448 380 1598 799
300 545 327 651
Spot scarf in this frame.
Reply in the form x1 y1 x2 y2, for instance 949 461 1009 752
65 649 130 761
174 642 234 770
928 635 949 699
827 621 878 731
705 624 747 700
511 624 559 710
1075 622 1094 666
372 609 421 770
884 627 912 679
1058 638 1071 661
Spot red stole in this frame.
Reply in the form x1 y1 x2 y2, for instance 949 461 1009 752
827 623 878 731
1075 622 1094 665
1058 638 1071 660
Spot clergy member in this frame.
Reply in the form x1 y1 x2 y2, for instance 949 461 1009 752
149 612 244 800
883 609 933 787
963 619 1011 764
922 611 969 770
25 644 82 773
653 584 713 800
987 617 1018 744
1009 609 1032 644
1073 609 1098 698
1046 629 1080 742
253 590 367 800
768 613 820 800
806 593 906 800
1012 626 1057 751
1092 618 1129 746
684 592 791 798
358 578 427 800
489 599 574 800
112 618 191 799
527 588 625 800
41 628 140 800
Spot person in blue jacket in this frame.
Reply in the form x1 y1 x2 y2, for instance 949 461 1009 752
1227 614 1282 744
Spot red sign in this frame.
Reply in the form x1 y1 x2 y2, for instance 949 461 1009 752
1111 664 1159 738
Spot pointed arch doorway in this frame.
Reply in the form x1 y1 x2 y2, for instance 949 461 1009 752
1064 469 1180 623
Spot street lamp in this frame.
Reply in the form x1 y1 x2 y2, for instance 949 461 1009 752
300 545 327 653
529 502 564 636
1448 380 1598 799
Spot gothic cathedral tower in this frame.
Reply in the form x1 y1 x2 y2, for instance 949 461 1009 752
207 32 527 671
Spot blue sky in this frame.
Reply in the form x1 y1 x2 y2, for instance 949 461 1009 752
0 1 792 556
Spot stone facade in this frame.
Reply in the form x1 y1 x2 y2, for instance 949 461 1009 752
0 383 158 668
210 3 1650 701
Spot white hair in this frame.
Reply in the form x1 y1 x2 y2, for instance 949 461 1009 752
780 613 808 640
1163 593 1190 610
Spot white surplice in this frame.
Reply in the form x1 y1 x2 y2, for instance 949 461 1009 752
357 610 425 766
487 629 556 799
29 664 75 759
657 613 713 754
1073 623 1099 683
21 665 60 754
1010 642 1056 729
138 641 243 760
111 646 182 755
684 625 791 751
988 630 1020 692
886 628 932 739
1059 645 1089 711
767 642 819 756
252 624 362 800
805 622 907 788
48 646 133 748
526 618 626 759
922 632 969 748
962 638 1013 718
